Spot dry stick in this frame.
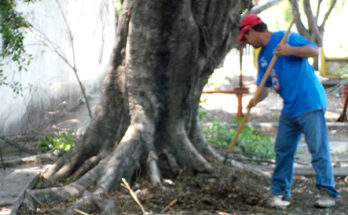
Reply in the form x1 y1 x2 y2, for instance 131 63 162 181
25 191 43 207
73 209 90 215
22 5 93 119
225 19 296 158
160 199 177 213
121 178 146 214
55 0 93 119
23 27 92 119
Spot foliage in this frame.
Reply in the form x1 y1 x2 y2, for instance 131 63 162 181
202 115 275 160
334 64 348 79
203 117 234 147
114 0 122 16
0 0 34 95
232 117 275 159
39 130 76 155
198 97 209 121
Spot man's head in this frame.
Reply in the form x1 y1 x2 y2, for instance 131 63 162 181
238 14 269 48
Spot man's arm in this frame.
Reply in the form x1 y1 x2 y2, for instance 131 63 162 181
247 86 268 109
275 44 318 58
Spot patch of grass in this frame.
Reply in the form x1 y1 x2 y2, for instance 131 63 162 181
233 117 275 159
39 130 76 155
202 114 275 160
203 117 233 148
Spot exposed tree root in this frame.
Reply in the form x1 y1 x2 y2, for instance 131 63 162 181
167 121 213 174
71 155 102 182
65 191 101 215
190 115 224 162
27 184 85 204
146 150 162 187
27 159 105 204
95 116 155 191
161 149 180 176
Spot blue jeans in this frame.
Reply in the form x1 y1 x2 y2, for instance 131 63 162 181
271 109 338 198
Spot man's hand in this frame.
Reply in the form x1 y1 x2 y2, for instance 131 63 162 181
275 44 292 56
247 87 268 110
275 44 318 58
247 98 257 110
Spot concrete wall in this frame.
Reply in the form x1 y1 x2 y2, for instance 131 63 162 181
0 0 115 136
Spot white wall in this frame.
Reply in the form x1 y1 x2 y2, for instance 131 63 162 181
0 0 115 135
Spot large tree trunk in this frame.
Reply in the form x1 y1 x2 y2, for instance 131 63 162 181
25 0 251 212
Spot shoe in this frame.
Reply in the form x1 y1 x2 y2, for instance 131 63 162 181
267 195 290 208
314 189 336 208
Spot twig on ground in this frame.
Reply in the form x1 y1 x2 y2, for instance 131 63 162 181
73 209 90 215
160 199 177 213
0 136 38 154
121 178 146 214
25 190 43 206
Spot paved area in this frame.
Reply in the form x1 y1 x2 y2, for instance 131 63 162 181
0 165 46 215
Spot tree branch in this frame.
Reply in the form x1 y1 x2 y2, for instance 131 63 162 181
289 0 310 39
315 0 323 21
55 0 93 119
246 0 284 15
303 0 322 43
320 0 337 30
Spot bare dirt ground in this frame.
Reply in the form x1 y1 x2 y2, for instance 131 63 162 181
18 163 348 215
14 71 348 214
16 88 348 215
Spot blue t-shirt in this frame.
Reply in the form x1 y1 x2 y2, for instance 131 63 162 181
257 31 327 117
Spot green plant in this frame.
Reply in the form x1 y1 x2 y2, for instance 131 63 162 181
0 0 34 95
176 181 183 192
232 117 275 159
198 97 209 121
114 0 122 15
334 64 348 78
39 130 76 155
202 115 275 160
203 117 233 148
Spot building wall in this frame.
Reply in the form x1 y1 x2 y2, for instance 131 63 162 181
0 0 115 135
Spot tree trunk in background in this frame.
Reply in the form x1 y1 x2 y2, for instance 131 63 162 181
289 0 337 70
26 0 251 208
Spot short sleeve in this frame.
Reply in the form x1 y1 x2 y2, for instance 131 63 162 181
287 32 318 48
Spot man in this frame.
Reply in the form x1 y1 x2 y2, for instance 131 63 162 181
238 14 338 208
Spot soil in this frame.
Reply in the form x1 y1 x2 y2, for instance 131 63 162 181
105 166 348 215
15 79 348 214
18 162 348 215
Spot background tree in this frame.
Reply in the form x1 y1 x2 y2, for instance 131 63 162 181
289 0 338 69
23 0 251 211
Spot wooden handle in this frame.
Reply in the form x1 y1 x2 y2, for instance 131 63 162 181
227 19 295 154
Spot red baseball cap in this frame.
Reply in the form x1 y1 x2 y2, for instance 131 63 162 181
238 14 263 42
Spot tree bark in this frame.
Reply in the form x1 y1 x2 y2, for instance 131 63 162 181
25 0 252 211
289 0 337 69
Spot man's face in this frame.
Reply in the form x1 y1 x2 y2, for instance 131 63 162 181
243 30 262 48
